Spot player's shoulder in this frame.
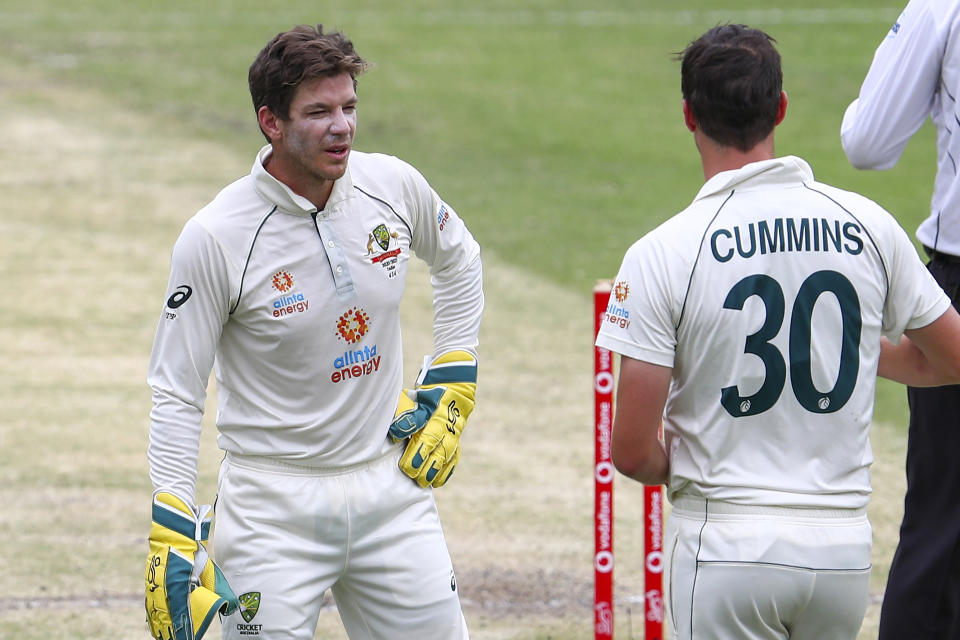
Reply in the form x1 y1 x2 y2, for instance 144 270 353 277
620 204 706 275
184 173 274 248
802 178 917 253
803 178 897 225
348 150 428 199
893 0 960 35
922 0 960 21
648 195 729 251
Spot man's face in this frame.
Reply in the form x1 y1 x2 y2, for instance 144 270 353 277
272 72 357 186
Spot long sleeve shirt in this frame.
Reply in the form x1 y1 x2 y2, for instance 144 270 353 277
842 0 960 256
147 146 483 502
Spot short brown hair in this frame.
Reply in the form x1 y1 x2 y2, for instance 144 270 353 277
248 25 369 140
679 24 782 152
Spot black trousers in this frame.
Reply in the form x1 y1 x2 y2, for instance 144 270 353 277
879 253 960 640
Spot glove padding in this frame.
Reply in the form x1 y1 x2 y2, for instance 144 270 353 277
145 490 239 640
389 350 477 487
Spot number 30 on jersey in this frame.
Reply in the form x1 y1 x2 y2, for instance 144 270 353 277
720 270 861 418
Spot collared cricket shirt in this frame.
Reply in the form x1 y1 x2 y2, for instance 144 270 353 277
148 146 483 501
596 156 950 509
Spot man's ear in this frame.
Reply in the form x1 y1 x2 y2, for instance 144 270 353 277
682 99 697 132
775 91 788 126
257 106 283 142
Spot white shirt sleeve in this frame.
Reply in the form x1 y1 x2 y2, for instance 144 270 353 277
595 236 679 368
404 167 484 358
841 0 944 169
147 218 232 504
880 210 953 338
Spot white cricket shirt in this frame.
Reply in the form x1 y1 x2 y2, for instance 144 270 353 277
841 0 960 256
596 156 950 509
148 146 483 502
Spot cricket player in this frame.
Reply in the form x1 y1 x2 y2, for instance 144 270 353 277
596 24 960 639
143 25 483 640
841 1 960 636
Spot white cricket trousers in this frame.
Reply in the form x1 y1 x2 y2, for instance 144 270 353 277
665 495 872 640
214 446 469 640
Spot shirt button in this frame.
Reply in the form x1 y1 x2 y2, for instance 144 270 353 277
336 266 343 273
328 240 335 248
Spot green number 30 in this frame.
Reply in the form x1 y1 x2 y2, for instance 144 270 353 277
720 271 862 417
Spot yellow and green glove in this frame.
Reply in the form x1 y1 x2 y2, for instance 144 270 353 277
145 490 239 640
389 350 477 488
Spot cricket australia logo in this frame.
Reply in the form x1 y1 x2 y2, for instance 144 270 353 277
235 591 263 636
366 223 402 278
238 592 261 623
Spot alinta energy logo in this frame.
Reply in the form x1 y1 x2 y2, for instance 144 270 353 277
270 270 310 318
613 280 629 303
272 270 294 293
335 306 371 344
605 280 631 329
436 203 451 231
332 307 382 383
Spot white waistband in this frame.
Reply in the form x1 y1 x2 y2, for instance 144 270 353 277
225 444 402 477
671 495 867 519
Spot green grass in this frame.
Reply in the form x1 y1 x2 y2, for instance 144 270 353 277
0 1 933 299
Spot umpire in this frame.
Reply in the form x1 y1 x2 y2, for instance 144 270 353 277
842 0 960 637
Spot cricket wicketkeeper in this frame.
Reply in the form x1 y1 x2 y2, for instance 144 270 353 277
144 24 483 640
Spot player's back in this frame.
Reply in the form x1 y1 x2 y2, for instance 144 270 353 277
653 157 916 509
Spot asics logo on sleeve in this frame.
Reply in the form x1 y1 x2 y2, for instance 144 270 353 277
166 285 193 309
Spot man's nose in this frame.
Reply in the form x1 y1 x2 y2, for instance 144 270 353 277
330 108 351 134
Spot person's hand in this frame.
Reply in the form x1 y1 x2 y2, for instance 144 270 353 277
145 490 239 640
389 350 477 487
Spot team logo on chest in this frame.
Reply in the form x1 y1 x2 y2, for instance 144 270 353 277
332 306 383 383
272 271 294 292
270 270 311 318
336 306 371 344
365 223 402 278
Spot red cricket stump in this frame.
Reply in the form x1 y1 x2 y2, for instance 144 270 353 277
595 281 665 639
644 484 665 639
594 282 615 639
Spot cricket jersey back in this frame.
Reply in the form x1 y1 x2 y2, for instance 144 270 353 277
596 156 950 508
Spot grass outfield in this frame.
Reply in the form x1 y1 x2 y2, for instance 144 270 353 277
0 2 926 638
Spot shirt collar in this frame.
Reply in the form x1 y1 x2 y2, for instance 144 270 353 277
694 155 815 201
251 144 354 215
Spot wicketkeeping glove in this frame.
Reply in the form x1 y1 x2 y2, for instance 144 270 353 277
389 350 477 488
145 490 239 640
